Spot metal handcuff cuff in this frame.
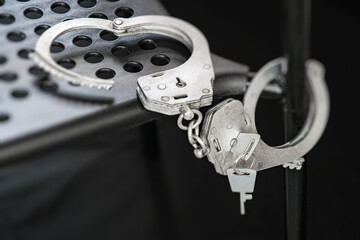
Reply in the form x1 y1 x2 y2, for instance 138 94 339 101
30 16 214 157
30 16 330 214
202 58 330 174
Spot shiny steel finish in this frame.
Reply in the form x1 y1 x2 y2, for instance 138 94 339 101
177 108 210 158
227 168 257 215
200 57 329 215
0 0 250 162
201 99 260 175
201 57 329 173
30 18 121 90
30 16 214 115
243 58 330 171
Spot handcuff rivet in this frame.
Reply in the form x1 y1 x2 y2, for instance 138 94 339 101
202 88 210 94
112 18 123 29
158 84 166 90
161 96 170 102
210 127 217 135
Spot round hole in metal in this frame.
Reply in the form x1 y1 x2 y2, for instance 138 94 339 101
151 54 170 66
88 13 108 19
78 0 96 8
51 2 71 14
24 7 43 19
0 113 10 123
139 38 157 50
34 25 51 36
7 31 26 42
0 73 17 82
29 66 47 76
0 13 15 24
99 30 118 41
96 68 116 79
115 6 134 18
18 48 33 59
57 58 76 69
50 42 65 53
38 79 58 92
0 56 6 64
18 48 34 59
84 52 104 63
11 89 29 99
123 61 143 73
73 35 92 47
111 45 130 57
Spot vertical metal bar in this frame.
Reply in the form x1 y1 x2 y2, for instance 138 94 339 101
282 0 311 239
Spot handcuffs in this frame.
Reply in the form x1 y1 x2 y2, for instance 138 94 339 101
30 16 330 213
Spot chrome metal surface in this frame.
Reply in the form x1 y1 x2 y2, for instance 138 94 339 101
2 0 249 155
201 99 260 175
227 168 257 215
1 0 210 150
177 107 209 158
201 57 329 173
30 15 214 115
243 58 330 171
199 57 328 215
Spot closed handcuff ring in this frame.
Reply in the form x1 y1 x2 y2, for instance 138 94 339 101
30 16 215 115
237 57 330 171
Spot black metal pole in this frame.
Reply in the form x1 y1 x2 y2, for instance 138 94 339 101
282 0 311 239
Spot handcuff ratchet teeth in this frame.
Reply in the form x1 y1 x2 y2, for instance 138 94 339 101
30 16 215 116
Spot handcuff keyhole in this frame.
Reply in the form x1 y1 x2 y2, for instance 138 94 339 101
176 77 187 88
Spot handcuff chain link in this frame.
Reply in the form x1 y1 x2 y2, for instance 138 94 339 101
177 107 210 159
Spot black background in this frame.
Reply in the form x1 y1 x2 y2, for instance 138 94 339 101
159 0 360 239
1 0 359 239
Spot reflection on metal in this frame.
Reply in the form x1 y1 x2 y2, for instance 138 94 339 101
31 16 215 115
